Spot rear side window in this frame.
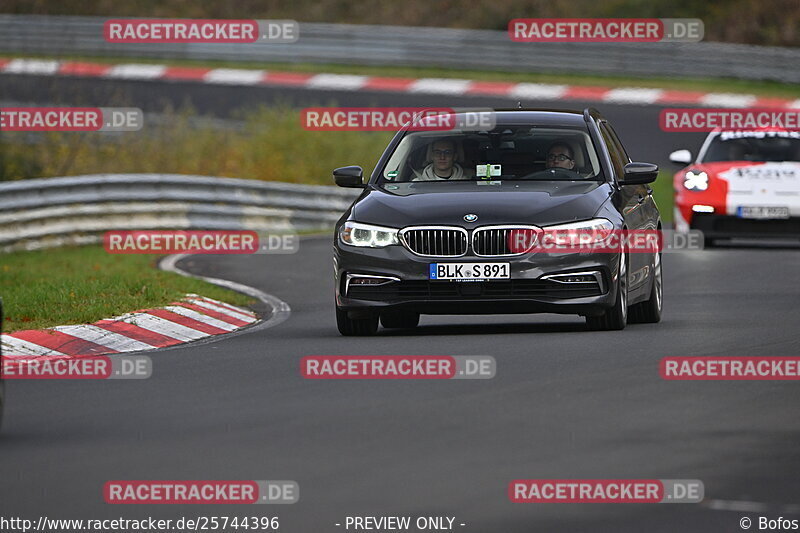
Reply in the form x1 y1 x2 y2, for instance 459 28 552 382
598 122 626 179
603 122 631 163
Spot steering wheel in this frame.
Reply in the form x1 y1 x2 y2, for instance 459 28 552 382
520 168 585 180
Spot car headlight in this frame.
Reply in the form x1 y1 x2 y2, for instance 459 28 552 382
339 222 399 248
684 170 709 191
542 218 614 245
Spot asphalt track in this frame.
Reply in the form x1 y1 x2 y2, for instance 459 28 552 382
0 73 709 167
1 74 799 532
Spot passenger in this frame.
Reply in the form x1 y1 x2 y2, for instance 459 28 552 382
413 139 468 181
546 141 576 170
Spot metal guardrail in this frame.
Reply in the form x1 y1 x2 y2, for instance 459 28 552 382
0 15 799 83
0 174 359 252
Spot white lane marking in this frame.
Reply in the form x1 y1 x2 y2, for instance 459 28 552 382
509 83 568 100
408 78 472 95
1 335 66 356
115 313 211 341
704 499 800 514
105 64 167 79
163 306 238 331
161 254 291 332
184 298 257 323
204 68 265 85
604 87 665 104
185 298 256 323
306 73 368 90
699 93 758 108
51 325 155 352
188 293 256 317
3 59 60 75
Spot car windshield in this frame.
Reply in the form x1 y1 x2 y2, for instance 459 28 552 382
378 126 603 185
702 131 800 163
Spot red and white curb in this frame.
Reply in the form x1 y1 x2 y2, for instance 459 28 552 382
0 294 256 360
1 57 798 108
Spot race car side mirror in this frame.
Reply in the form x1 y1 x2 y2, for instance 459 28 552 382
620 162 659 185
333 166 365 188
669 149 693 166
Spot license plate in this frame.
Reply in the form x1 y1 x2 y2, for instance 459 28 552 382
737 206 790 219
429 262 510 281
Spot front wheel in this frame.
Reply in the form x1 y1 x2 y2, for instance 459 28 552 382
586 251 628 331
629 250 662 324
336 306 379 336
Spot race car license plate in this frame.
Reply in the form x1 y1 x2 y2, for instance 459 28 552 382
429 262 510 281
737 206 790 219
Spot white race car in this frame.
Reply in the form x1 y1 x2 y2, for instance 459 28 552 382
671 130 800 244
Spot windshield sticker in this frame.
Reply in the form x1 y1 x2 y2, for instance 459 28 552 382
477 164 502 178
386 170 398 179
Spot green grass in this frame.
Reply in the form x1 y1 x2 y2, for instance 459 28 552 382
0 245 255 333
652 171 675 223
3 52 799 99
0 106 394 183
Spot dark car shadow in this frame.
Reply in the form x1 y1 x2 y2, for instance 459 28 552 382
709 238 800 250
378 320 591 336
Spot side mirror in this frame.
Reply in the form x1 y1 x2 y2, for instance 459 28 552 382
620 162 658 185
333 166 365 188
669 149 692 166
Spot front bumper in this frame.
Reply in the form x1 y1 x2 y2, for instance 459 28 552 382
334 241 621 316
690 213 800 240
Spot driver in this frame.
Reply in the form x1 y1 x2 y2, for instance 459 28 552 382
546 141 576 170
413 139 468 181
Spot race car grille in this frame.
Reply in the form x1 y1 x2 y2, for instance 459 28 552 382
472 226 540 257
400 227 468 257
347 279 603 301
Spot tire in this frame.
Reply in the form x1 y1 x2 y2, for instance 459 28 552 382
586 251 628 331
380 310 420 329
336 306 379 336
629 250 662 324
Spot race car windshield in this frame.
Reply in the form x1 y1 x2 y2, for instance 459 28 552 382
379 127 603 184
702 131 800 163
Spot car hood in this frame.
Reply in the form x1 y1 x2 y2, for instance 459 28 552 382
351 181 611 228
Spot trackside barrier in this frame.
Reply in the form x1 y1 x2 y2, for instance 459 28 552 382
0 174 360 252
0 15 798 83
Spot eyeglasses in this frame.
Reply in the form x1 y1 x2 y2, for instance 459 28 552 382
433 149 454 157
547 153 573 162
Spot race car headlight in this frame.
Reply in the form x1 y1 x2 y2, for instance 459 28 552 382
542 218 614 245
684 170 709 191
340 222 399 248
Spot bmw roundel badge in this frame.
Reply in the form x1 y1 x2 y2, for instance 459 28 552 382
463 214 478 222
